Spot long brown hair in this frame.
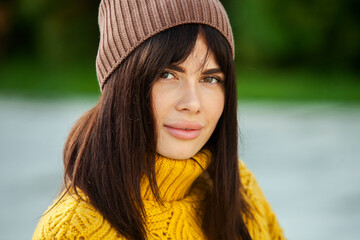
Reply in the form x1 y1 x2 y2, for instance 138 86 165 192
63 24 252 240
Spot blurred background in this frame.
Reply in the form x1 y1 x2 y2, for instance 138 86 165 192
1 0 359 99
0 0 359 239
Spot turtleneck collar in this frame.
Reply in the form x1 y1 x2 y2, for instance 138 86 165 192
141 149 211 202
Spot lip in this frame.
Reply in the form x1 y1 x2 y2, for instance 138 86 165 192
164 122 203 140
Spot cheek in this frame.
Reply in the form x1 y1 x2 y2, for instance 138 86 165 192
151 84 173 127
207 90 225 123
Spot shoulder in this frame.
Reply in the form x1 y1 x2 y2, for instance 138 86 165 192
238 160 263 197
238 160 270 217
238 160 286 239
33 191 123 240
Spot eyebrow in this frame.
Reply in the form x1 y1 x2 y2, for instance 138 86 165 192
167 64 185 73
203 68 224 75
167 64 224 75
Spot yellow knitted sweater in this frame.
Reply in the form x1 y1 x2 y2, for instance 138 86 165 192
33 150 285 239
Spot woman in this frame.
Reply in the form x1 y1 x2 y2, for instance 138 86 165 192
33 0 285 239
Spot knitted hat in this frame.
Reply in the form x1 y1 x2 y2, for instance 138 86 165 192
96 0 234 91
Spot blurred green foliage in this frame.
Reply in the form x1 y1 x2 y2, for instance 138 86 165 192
0 0 359 101
0 0 99 62
229 0 360 69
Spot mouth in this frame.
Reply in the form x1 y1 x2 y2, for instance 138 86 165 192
164 123 203 140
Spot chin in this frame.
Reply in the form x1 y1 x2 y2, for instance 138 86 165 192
157 146 202 160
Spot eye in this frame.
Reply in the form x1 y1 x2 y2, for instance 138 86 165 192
160 71 175 80
201 76 222 84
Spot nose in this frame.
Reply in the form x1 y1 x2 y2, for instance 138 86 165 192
175 81 201 114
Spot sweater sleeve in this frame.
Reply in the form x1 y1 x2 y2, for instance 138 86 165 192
239 160 286 240
32 193 125 240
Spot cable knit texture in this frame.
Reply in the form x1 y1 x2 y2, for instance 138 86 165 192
33 150 285 239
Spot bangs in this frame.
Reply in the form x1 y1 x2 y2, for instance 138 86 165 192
141 24 232 79
145 24 200 70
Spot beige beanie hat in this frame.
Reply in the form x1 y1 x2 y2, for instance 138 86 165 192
96 0 234 91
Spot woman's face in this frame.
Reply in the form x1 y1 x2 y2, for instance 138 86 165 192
151 34 225 159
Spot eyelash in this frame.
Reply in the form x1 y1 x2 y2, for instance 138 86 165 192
201 76 222 84
160 71 223 84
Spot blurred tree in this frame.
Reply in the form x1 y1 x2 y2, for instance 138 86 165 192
1 0 99 64
34 0 99 63
1 0 359 72
228 0 360 71
0 1 14 58
220 0 231 10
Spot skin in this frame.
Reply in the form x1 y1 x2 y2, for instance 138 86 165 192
151 33 225 159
